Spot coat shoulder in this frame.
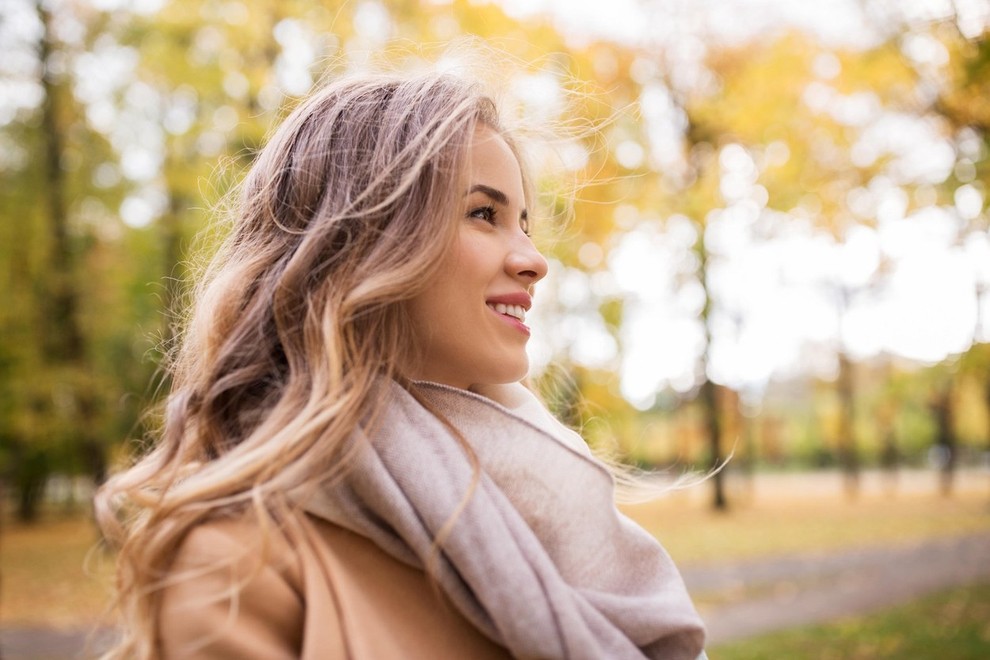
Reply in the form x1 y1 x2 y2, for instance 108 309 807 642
158 508 509 659
158 511 309 659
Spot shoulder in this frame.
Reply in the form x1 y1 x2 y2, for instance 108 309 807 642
169 510 304 588
158 510 308 659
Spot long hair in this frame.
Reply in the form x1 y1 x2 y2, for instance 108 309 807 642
95 71 521 659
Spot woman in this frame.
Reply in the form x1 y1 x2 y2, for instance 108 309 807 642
96 68 707 659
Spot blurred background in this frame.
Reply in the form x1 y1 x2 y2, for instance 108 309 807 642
1 0 989 658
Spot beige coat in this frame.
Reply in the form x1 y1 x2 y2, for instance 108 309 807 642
159 510 510 659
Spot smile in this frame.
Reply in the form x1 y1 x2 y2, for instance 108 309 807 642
487 303 526 323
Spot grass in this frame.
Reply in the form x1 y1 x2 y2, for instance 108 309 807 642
711 581 990 659
1 514 116 628
620 472 990 567
2 470 988 627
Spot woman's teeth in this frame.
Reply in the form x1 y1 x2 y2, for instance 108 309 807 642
489 303 526 322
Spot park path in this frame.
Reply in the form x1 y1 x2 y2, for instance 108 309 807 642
683 530 990 645
2 531 989 658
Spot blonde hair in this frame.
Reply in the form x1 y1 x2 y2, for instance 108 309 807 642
95 70 526 658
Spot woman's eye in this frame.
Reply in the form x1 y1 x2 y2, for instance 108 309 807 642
468 205 496 224
520 217 530 237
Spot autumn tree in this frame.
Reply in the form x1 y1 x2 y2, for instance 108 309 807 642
0 0 143 519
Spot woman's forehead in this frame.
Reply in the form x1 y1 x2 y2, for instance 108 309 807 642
466 127 525 207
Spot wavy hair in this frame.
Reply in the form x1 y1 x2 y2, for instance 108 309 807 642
95 70 525 659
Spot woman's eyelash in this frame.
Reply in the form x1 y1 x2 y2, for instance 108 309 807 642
468 205 497 224
467 204 530 237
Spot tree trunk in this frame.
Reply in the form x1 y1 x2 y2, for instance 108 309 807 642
836 350 860 498
160 186 187 356
22 1 93 520
14 443 50 522
695 236 727 511
932 383 957 497
700 378 727 510
37 1 83 365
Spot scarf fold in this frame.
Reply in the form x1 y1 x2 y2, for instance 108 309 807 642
297 380 706 660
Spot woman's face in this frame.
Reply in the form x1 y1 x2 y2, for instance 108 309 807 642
405 126 548 389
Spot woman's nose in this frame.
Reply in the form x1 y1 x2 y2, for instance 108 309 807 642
507 239 548 284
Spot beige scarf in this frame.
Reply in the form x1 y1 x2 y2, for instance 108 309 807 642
301 380 706 660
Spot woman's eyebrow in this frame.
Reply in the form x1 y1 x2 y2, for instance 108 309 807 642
466 184 509 205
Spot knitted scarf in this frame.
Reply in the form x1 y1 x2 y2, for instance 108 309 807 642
300 380 706 660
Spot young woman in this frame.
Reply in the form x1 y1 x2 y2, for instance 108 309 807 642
97 69 707 659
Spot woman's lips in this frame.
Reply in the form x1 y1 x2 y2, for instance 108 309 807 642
487 303 531 335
